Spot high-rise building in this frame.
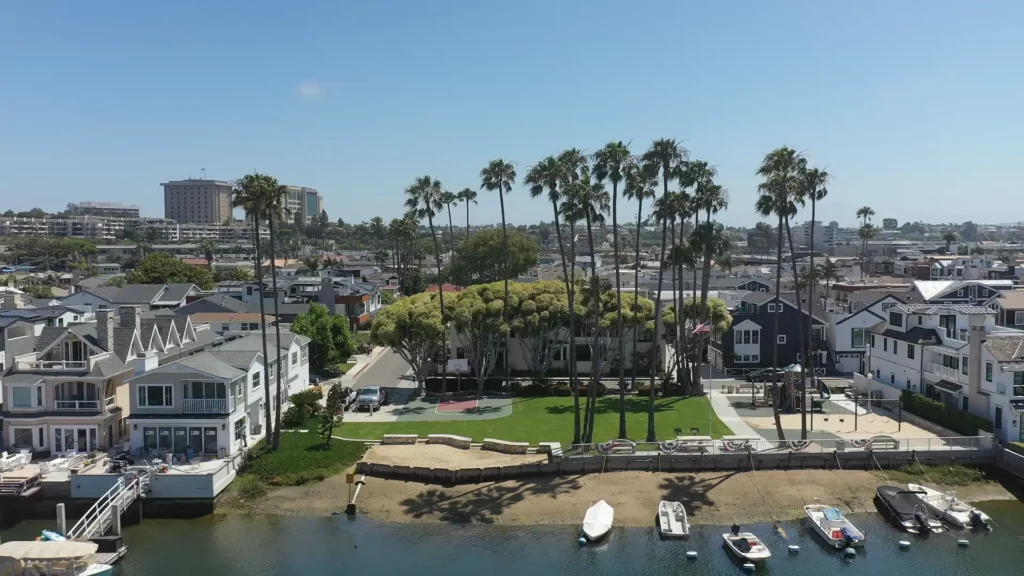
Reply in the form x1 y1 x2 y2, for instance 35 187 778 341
67 201 141 218
280 185 323 225
882 218 898 230
795 220 839 251
161 179 235 224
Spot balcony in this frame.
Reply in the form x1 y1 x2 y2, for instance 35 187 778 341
928 363 961 381
17 360 88 371
183 398 234 414
54 399 100 411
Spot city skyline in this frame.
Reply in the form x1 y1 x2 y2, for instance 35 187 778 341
2 1 1022 226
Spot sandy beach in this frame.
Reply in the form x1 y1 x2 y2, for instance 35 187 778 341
240 445 1015 525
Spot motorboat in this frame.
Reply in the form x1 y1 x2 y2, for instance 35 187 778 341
908 483 992 529
0 540 113 576
657 501 689 538
875 485 945 533
581 500 614 541
722 526 771 562
803 504 866 548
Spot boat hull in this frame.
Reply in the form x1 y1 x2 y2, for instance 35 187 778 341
657 501 689 538
876 486 945 533
722 533 771 562
804 505 865 548
907 483 991 529
582 500 614 541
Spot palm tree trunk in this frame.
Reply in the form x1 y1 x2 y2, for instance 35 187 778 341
497 191 510 395
268 210 283 450
647 217 670 442
611 182 627 439
428 215 448 397
806 199 818 435
771 214 786 441
696 217 715 396
784 217 807 440
584 213 601 444
669 222 681 395
551 201 580 445
253 216 273 448
629 199 644 398
465 202 471 244
446 204 456 267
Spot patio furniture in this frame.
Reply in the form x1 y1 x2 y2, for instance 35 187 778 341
674 435 714 453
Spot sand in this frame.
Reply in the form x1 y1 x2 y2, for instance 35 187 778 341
363 445 548 468
742 413 939 439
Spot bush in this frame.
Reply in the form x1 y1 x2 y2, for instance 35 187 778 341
900 391 993 435
423 376 505 393
636 384 662 397
551 383 605 397
233 474 267 500
320 364 343 379
283 405 313 428
1008 442 1024 457
289 389 323 414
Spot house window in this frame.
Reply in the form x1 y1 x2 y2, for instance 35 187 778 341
906 379 912 390
743 331 751 344
221 324 230 332
957 289 964 297
893 341 898 355
138 384 173 407
889 312 903 327
995 406 1003 430
1015 311 1024 326
883 338 888 352
12 428 34 449
985 362 993 382
917 315 922 325
881 303 895 311
870 334 875 347
1013 372 1024 397
907 344 915 360
752 331 759 344
890 373 895 384
851 328 868 348
252 371 261 390
269 364 275 379
11 386 38 409
735 331 742 345
962 357 969 375
767 304 776 313
247 286 253 296
301 347 308 362
291 351 298 366
777 335 786 344
875 368 881 379
751 354 759 362
234 417 247 441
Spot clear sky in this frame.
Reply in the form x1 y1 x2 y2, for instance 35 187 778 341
2 1 1021 227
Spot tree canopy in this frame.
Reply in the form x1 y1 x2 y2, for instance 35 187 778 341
447 229 539 286
126 252 214 290
371 292 445 394
449 282 509 394
291 303 355 376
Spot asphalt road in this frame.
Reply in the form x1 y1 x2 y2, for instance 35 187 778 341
351 348 414 390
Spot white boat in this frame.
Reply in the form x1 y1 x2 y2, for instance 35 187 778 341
908 483 992 529
722 530 772 562
657 501 689 538
0 540 113 576
581 500 614 541
803 504 866 548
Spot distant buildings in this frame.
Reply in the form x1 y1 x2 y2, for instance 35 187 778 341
0 216 127 241
883 218 899 230
67 201 141 219
794 220 839 251
162 179 235 224
283 186 324 225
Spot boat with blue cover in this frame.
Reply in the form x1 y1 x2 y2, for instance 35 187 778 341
804 504 866 548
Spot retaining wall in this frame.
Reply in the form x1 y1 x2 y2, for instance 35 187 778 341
356 448 994 485
996 448 1024 479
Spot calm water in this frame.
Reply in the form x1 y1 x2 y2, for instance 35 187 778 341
3 502 1024 575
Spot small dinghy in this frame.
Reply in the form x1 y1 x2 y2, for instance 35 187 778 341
804 504 866 548
657 501 689 538
581 500 614 541
722 525 771 563
908 483 992 529
876 486 945 533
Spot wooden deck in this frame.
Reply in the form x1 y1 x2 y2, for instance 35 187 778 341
0 473 41 497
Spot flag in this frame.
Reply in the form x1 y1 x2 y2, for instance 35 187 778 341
692 322 711 334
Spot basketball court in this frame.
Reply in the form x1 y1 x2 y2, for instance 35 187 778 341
435 398 479 414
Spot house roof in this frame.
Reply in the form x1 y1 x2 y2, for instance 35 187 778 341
154 283 196 304
873 326 942 345
175 294 258 315
207 349 261 370
985 334 1024 364
426 283 465 293
111 284 165 304
175 353 246 380
739 291 828 323
932 379 963 393
190 313 276 323
989 290 1024 311
893 303 995 316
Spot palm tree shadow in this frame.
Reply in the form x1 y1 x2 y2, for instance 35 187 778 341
658 472 736 516
391 406 427 416
399 475 583 524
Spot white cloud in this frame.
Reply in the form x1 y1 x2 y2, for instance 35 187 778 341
296 81 325 99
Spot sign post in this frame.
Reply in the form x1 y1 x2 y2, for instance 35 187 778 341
346 473 355 502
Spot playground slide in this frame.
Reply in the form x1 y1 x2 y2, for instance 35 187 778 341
818 381 832 401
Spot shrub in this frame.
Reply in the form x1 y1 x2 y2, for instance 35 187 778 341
551 383 604 397
321 364 343 379
636 384 662 397
234 474 267 500
283 405 312 428
289 389 323 415
900 391 992 435
1008 442 1024 457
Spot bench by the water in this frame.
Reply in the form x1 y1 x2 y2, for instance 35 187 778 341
427 434 473 449
381 434 419 445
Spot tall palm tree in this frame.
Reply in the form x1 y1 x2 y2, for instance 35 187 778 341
640 138 688 442
592 140 631 439
198 238 219 268
820 258 841 296
232 173 274 448
942 230 958 253
754 221 773 259
754 147 804 442
369 216 386 239
856 206 875 278
300 256 321 277
566 171 609 443
859 223 877 276
405 176 447 395
691 176 729 395
480 159 517 394
526 155 582 444
856 206 875 226
798 163 831 392
622 161 658 398
260 178 291 450
456 188 477 244
647 193 675 442
665 191 690 393
441 190 458 263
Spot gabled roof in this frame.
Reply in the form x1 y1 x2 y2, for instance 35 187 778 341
153 283 196 305
738 291 828 324
871 326 942 345
835 294 906 326
175 294 257 315
986 290 1024 311
893 303 995 315
110 284 165 304
985 334 1024 365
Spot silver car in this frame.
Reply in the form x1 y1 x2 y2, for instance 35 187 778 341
356 386 387 411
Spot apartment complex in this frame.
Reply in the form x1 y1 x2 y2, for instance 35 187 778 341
162 179 235 224
794 220 839 251
131 221 268 242
67 201 141 219
0 216 126 240
282 186 323 225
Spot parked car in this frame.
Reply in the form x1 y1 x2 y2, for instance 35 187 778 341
337 386 358 410
751 368 786 383
744 368 768 382
356 386 388 411
310 375 322 385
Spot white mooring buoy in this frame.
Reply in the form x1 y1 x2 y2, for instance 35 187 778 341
577 537 587 546
957 539 969 547
686 550 698 559
742 562 756 571
788 544 800 553
898 540 911 549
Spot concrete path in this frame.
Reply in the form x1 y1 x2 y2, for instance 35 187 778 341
707 388 760 438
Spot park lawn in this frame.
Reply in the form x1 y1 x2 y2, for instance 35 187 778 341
338 362 356 375
244 431 367 486
337 395 732 444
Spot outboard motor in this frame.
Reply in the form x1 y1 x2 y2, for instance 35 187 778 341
969 510 989 530
731 523 741 536
913 511 931 531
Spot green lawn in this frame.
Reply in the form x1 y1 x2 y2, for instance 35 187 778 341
244 431 367 486
338 362 356 375
338 396 732 444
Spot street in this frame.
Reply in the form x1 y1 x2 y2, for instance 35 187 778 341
350 348 414 390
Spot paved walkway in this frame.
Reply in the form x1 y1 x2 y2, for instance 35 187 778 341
707 390 759 437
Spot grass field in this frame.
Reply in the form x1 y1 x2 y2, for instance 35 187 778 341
338 395 732 444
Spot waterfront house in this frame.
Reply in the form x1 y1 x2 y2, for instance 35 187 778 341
985 290 1024 329
908 279 1015 305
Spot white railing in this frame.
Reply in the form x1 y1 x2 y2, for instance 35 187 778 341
67 473 145 540
18 360 88 371
565 436 994 457
183 398 233 413
105 396 117 408
55 400 100 411
928 363 961 381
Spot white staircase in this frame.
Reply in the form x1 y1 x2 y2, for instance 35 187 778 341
67 473 149 540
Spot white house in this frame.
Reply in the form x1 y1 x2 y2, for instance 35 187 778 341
828 294 905 374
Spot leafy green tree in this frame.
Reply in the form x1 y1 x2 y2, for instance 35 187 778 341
509 281 571 380
450 282 508 395
215 267 254 282
291 303 354 374
126 252 214 290
447 229 539 286
23 285 55 299
104 276 126 288
371 293 445 395
318 384 345 447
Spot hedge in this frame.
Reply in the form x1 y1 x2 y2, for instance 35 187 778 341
900 390 994 436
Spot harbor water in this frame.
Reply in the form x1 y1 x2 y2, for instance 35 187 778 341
2 501 1023 575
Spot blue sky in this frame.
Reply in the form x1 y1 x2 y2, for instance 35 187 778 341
2 1 1021 227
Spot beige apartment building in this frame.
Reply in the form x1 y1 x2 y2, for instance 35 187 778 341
162 179 235 224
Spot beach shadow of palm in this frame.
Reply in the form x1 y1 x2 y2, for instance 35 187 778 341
543 396 683 416
400 476 583 523
470 405 505 415
658 472 735 516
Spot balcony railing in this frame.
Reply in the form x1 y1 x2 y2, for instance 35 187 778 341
183 398 234 414
55 400 100 411
928 363 961 381
17 360 88 371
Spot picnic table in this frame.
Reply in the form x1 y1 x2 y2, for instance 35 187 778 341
674 435 714 453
